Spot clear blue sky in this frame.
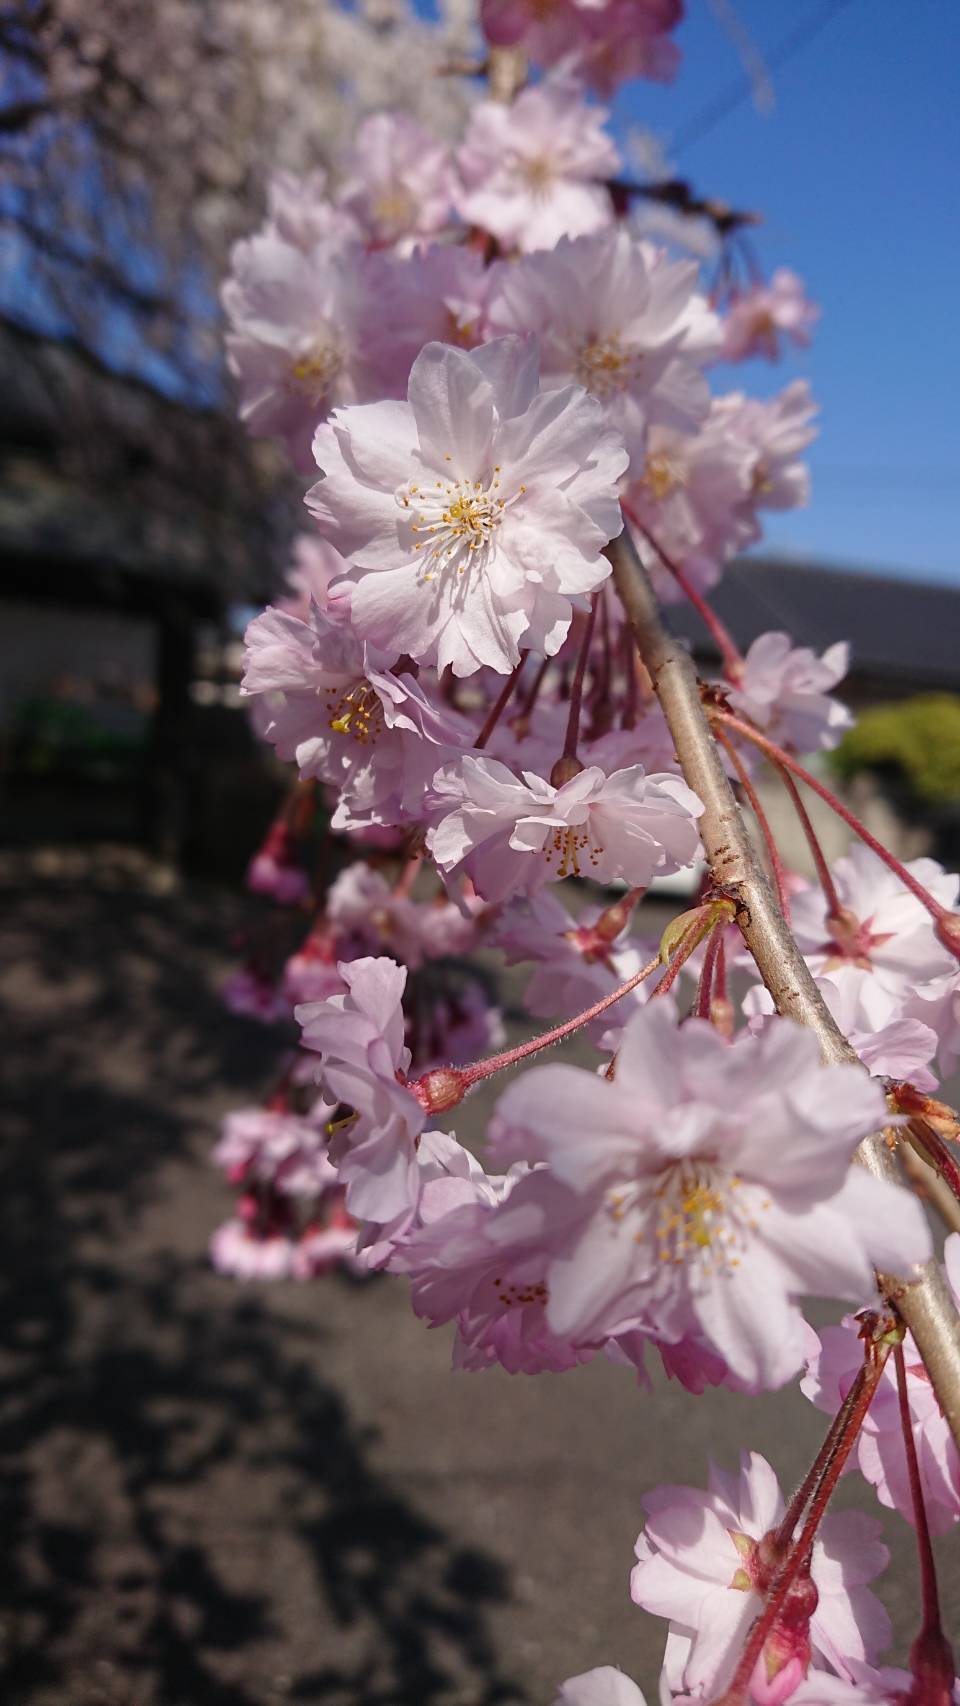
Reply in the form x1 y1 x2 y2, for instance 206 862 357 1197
610 0 960 584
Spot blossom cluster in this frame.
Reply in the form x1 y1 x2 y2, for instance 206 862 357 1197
211 10 960 1703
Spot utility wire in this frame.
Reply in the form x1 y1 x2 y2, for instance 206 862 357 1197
671 0 860 156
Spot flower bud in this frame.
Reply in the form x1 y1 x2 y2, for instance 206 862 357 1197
410 1067 467 1115
935 910 960 963
549 752 584 788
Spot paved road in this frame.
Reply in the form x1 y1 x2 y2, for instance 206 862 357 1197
1 857 953 1706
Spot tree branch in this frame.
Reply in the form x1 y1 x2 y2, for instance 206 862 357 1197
607 528 960 1445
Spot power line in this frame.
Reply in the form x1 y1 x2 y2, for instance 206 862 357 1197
670 0 860 156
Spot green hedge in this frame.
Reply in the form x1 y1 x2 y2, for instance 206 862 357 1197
830 695 960 803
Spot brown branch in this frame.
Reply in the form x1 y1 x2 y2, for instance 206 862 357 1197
607 528 960 1446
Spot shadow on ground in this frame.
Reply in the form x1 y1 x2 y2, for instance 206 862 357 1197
0 869 525 1706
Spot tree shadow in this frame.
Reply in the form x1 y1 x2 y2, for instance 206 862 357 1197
0 874 527 1705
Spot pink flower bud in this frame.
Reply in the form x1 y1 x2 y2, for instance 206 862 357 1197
935 910 960 963
411 1067 467 1115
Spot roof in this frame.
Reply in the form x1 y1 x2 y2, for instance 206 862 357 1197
0 319 291 612
670 556 960 692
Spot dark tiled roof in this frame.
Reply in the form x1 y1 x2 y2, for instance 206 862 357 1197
670 556 960 690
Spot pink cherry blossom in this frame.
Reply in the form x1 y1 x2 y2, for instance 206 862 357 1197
279 931 347 1011
714 380 818 528
240 598 469 830
427 755 703 902
908 967 960 1076
291 1213 362 1278
213 1104 340 1198
296 956 425 1221
386 242 495 356
356 1126 500 1272
621 410 757 603
409 980 506 1076
482 0 681 94
631 1452 891 1699
456 82 620 253
210 1218 298 1282
787 1664 920 1706
490 889 660 1047
246 818 310 905
549 1666 648 1706
222 965 288 1024
744 966 940 1091
335 111 458 250
308 337 628 677
223 228 402 469
486 231 720 464
394 1164 599 1373
802 1240 960 1536
725 631 853 755
324 861 477 970
487 999 929 1389
721 270 820 364
265 168 362 252
788 843 959 999
276 534 354 621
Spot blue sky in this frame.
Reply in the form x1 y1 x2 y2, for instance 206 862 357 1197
611 0 960 584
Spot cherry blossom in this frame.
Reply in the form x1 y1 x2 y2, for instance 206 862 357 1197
714 380 818 529
296 956 426 1221
486 230 721 463
276 534 355 621
246 818 311 905
802 1239 960 1537
788 843 959 999
621 409 757 601
386 243 495 355
745 966 940 1091
308 337 628 676
908 968 960 1076
240 598 469 829
393 1164 599 1373
335 111 458 249
456 82 620 253
486 1000 929 1389
548 1667 648 1706
631 1452 891 1698
223 228 401 469
725 631 854 755
265 168 362 252
222 965 288 1024
481 0 682 94
213 1104 340 1199
427 755 703 901
721 270 820 364
490 889 660 1044
210 1218 298 1282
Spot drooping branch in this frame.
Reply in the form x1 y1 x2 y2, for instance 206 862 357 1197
606 528 960 1446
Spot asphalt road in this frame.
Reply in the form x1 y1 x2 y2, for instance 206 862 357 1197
1 854 954 1706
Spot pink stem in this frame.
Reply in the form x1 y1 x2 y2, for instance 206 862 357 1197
562 595 598 762
515 652 551 729
894 1342 944 1639
653 911 721 999
622 501 745 680
476 651 529 749
776 763 843 918
714 710 954 928
393 851 424 899
908 1121 960 1211
459 951 662 1088
714 1337 892 1706
714 724 791 921
695 926 722 1020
